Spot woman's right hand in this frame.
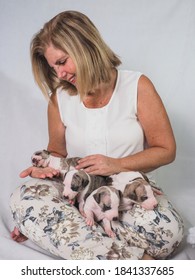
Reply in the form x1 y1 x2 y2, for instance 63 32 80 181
20 166 60 179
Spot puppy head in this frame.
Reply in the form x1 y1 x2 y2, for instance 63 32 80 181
63 170 89 200
93 186 120 221
140 185 158 210
123 178 158 209
31 150 50 167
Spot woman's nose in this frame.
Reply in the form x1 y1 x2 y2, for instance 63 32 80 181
55 66 66 79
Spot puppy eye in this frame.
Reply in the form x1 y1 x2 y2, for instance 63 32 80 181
141 195 148 202
102 204 111 212
129 193 137 200
35 152 42 156
71 185 79 192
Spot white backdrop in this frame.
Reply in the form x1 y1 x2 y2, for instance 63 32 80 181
0 0 195 259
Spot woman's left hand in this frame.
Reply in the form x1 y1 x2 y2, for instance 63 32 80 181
75 154 120 176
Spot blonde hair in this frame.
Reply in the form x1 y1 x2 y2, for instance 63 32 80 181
31 10 121 99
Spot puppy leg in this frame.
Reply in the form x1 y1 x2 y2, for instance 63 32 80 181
102 218 115 238
78 200 87 217
84 209 95 226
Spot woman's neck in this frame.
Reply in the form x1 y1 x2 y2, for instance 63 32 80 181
83 69 117 108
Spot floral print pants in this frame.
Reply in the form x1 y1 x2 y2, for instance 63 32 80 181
10 177 184 260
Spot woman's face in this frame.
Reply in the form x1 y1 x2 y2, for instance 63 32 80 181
44 44 77 86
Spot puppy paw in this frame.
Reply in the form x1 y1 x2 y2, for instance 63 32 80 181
105 229 116 238
85 217 95 227
64 198 75 205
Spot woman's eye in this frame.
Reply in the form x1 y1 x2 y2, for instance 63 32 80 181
59 59 67 65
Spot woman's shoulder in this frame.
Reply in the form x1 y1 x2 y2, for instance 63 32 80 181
116 69 143 93
118 70 156 98
118 69 143 79
137 74 157 97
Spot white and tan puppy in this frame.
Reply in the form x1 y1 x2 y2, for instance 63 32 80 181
31 150 114 216
111 171 162 211
63 169 113 216
31 150 80 177
83 186 121 238
83 172 162 238
119 178 161 210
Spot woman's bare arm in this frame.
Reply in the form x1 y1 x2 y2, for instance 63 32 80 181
47 93 67 157
118 75 176 173
20 93 67 178
76 75 176 175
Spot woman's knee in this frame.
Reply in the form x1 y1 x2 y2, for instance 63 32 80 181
9 178 64 223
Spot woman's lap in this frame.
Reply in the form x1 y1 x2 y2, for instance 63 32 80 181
9 178 144 260
10 177 184 259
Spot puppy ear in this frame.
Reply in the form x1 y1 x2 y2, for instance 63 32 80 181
93 192 101 204
76 171 89 189
151 187 163 195
139 172 150 183
82 174 89 188
71 172 83 191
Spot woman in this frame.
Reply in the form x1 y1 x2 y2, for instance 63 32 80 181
10 10 184 260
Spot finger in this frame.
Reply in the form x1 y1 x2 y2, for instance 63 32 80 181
38 173 47 179
76 156 96 169
77 156 92 163
83 166 100 175
45 172 55 178
19 167 33 178
84 168 95 174
44 168 60 178
52 169 60 176
76 161 89 170
37 172 55 179
30 169 46 179
32 167 58 179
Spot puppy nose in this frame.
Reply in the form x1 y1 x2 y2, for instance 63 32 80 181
112 217 118 221
64 195 69 199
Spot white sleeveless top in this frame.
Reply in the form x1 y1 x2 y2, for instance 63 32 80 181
57 70 144 158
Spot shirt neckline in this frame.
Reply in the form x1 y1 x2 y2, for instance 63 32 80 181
81 69 120 111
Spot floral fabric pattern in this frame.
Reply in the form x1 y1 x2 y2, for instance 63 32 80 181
10 177 184 260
